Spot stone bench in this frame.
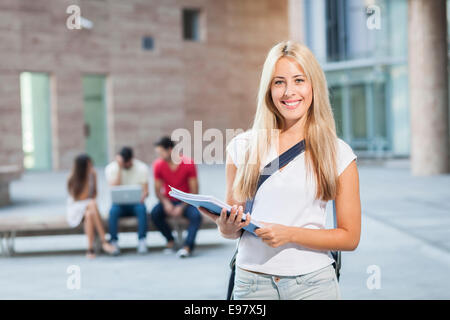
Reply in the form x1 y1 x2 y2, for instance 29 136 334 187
0 165 22 207
0 213 217 256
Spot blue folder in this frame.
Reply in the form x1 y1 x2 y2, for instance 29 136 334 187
168 187 260 235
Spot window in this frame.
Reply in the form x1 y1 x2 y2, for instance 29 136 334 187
330 86 344 137
329 79 390 152
183 9 201 41
142 36 154 50
326 0 348 61
373 82 387 140
350 84 367 140
326 0 380 61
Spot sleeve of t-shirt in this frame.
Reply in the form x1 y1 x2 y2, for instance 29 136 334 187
337 138 357 176
226 131 250 167
105 162 118 185
153 161 162 180
187 163 197 179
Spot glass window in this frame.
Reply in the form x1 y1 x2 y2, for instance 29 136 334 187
373 82 387 140
325 0 382 61
183 9 201 41
142 36 154 50
326 0 347 61
350 84 367 140
329 86 344 137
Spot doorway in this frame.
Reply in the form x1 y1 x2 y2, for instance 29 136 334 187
83 74 108 167
20 72 52 170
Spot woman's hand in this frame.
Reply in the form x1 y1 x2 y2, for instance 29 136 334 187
198 205 251 239
254 223 292 248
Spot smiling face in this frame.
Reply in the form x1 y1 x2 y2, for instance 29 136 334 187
270 56 313 130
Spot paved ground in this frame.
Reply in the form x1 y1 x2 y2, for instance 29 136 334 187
0 161 449 299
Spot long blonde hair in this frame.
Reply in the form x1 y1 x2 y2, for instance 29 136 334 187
232 40 339 202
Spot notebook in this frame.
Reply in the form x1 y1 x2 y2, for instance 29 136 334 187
168 186 260 235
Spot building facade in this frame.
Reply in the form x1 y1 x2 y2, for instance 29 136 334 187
1 0 448 172
0 0 288 170
296 0 449 162
296 0 409 158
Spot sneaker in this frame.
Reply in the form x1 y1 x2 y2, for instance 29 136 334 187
137 239 148 254
110 240 120 256
176 248 191 258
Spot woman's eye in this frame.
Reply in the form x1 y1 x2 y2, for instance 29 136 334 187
295 78 304 83
274 80 284 85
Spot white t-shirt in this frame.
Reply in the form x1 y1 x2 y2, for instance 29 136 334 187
226 130 357 276
105 158 149 186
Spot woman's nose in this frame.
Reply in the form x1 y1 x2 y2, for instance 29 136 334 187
284 84 294 97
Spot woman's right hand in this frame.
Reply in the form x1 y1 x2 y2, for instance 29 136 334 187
198 205 251 239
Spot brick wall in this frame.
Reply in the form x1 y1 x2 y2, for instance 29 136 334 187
0 0 289 170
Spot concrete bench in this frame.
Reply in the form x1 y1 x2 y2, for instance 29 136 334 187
0 165 22 207
0 213 217 256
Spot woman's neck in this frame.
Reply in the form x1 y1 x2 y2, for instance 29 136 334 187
281 116 306 141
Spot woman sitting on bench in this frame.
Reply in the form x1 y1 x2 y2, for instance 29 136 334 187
67 154 116 258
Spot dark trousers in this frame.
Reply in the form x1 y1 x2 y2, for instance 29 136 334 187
150 200 202 251
108 203 147 241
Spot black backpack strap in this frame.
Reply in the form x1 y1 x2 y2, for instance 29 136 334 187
331 200 341 281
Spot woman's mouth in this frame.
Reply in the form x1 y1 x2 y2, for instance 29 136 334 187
281 99 302 110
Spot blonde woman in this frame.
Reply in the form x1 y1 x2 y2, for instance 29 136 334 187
199 41 361 300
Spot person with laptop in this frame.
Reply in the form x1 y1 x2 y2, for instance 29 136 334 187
150 136 202 258
105 146 149 255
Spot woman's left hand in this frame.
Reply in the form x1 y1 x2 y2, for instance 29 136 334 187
254 223 292 248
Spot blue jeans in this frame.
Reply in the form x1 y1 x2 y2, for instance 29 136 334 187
150 200 202 251
233 264 341 300
108 203 147 241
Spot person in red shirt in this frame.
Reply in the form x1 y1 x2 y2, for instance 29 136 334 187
151 136 202 258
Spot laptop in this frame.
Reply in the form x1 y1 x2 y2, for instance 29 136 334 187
110 185 142 204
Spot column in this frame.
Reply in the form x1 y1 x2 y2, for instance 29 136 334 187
408 0 449 175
